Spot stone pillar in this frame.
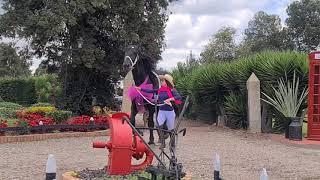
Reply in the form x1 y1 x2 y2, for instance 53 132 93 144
247 73 261 133
121 71 134 113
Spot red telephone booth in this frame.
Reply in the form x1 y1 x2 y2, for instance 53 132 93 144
308 51 320 140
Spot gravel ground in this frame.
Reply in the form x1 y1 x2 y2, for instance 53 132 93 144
1 120 320 180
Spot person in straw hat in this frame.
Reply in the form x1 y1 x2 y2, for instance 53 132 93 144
135 74 182 147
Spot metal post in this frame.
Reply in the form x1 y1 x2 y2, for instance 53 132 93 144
122 116 166 168
214 153 220 180
45 154 56 180
260 168 268 180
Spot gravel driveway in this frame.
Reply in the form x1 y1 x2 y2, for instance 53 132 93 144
1 120 320 180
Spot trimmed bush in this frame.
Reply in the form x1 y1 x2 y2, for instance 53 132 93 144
0 107 19 119
0 77 37 106
46 110 73 124
25 106 56 116
0 75 61 106
31 103 53 107
0 102 23 110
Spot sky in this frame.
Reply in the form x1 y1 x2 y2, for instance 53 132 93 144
0 0 295 72
158 0 295 70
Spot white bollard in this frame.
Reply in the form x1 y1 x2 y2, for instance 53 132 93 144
214 153 221 180
260 168 268 180
45 154 57 180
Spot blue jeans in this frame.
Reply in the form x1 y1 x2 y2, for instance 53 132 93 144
157 110 175 130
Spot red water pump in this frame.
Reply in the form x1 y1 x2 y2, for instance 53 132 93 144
93 112 154 175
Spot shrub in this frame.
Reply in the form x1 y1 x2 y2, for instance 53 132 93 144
173 51 308 130
0 102 23 119
262 71 308 118
0 102 23 110
192 64 225 105
34 75 62 104
0 77 37 106
25 106 56 116
0 107 19 119
224 93 247 129
46 110 73 124
31 103 52 107
6 119 19 127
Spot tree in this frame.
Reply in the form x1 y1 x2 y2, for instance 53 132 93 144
244 11 293 53
200 26 237 63
186 50 197 65
0 43 31 77
0 0 173 114
286 0 320 52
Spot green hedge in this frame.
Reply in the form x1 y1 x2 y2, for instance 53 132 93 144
0 75 61 106
0 102 23 110
173 51 308 129
0 77 37 106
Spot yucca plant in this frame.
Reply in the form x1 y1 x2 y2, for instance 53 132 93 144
262 71 308 137
224 93 247 129
191 64 225 105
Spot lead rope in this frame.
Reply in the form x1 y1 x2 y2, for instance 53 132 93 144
135 70 167 106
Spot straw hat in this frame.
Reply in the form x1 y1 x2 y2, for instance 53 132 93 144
159 74 174 87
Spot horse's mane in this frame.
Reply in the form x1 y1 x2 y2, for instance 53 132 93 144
137 46 157 72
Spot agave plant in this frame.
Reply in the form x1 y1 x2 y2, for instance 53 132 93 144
261 71 308 118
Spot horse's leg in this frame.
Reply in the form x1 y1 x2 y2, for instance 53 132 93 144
130 101 142 135
147 105 155 145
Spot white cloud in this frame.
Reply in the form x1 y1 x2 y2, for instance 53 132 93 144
159 0 294 71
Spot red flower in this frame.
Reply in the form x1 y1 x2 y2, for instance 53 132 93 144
0 120 8 128
67 115 109 125
16 110 54 127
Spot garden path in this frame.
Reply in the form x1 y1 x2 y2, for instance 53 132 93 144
1 120 320 180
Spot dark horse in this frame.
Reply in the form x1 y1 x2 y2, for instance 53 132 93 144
122 45 160 145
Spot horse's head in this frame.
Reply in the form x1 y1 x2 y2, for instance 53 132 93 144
122 45 140 75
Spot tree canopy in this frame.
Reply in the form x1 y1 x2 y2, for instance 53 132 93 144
286 0 320 52
0 42 31 77
243 11 290 53
200 26 237 63
0 0 173 114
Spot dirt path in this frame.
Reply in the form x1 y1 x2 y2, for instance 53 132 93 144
1 120 320 180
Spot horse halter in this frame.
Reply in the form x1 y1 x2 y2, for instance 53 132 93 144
125 54 139 70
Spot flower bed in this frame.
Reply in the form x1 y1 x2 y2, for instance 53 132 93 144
0 102 111 136
67 115 109 125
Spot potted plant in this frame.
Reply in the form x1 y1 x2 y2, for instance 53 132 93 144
262 71 308 138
